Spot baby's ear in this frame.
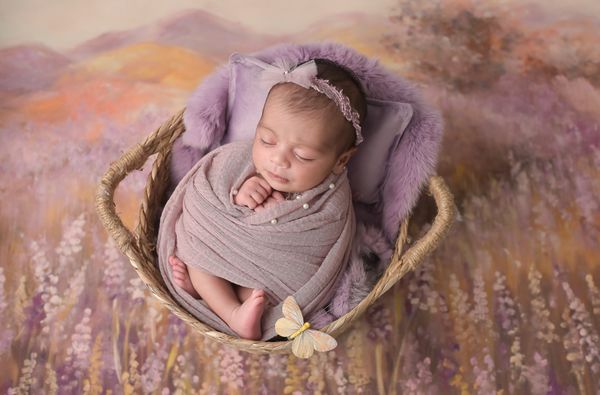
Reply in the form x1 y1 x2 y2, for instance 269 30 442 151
340 146 357 164
334 147 357 173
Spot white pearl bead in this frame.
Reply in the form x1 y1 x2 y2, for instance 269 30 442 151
303 203 309 209
232 189 238 195
329 183 335 189
270 218 278 225
295 195 302 200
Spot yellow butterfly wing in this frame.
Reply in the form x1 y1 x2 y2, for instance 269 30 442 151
292 331 315 359
275 317 298 338
291 329 337 359
281 296 304 327
305 329 337 352
275 296 304 338
275 295 337 358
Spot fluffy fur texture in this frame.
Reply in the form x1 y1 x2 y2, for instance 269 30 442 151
168 41 443 329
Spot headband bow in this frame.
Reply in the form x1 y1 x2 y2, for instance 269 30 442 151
258 58 363 146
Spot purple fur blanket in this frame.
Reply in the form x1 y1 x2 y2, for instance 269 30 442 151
167 41 443 330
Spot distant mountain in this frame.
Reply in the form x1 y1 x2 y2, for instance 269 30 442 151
65 42 217 90
9 5 597 102
0 44 71 93
65 9 405 64
18 44 213 126
67 9 286 62
1 9 397 96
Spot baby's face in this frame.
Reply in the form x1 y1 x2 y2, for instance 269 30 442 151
251 98 351 193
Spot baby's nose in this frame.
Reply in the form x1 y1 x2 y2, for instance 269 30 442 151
271 152 290 167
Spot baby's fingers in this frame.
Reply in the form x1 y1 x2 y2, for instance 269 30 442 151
249 189 268 203
271 191 285 201
255 176 273 194
262 195 281 209
237 194 258 209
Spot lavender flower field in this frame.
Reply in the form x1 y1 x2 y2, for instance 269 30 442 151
1 1 599 394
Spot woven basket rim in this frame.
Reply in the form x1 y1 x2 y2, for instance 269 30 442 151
95 108 456 354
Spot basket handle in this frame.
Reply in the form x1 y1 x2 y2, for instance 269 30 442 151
95 109 186 258
387 174 456 287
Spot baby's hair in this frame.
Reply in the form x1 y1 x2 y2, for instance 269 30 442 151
266 58 368 155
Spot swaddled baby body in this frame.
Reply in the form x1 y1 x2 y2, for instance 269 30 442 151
167 58 367 340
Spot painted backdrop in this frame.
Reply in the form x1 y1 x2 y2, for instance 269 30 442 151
1 0 599 393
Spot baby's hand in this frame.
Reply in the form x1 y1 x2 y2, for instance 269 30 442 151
234 175 273 209
254 191 285 212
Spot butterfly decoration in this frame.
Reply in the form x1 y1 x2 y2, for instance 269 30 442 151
275 295 337 358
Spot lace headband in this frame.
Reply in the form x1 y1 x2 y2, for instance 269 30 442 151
259 58 363 146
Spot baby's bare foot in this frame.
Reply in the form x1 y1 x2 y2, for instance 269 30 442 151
234 285 254 303
229 289 265 340
168 255 200 299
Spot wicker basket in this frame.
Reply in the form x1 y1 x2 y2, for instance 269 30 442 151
95 108 456 354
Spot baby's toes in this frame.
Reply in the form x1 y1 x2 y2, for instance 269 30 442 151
169 255 182 265
169 257 180 269
171 260 185 270
171 265 185 274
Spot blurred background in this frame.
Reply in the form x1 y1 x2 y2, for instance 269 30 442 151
1 0 599 393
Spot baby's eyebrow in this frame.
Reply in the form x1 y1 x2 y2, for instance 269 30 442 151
257 122 276 133
298 145 326 154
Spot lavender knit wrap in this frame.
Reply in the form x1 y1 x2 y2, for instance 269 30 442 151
157 139 356 340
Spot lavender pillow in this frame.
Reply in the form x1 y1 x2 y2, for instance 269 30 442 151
222 53 413 204
349 98 412 202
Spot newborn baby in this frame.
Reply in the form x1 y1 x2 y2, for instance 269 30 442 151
163 58 367 340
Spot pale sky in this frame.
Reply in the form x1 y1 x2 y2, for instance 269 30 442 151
0 0 397 50
0 0 598 51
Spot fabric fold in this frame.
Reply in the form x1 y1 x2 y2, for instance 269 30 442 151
157 139 356 340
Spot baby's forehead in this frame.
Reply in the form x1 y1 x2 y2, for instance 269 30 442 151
265 94 343 125
263 85 348 145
